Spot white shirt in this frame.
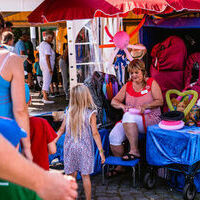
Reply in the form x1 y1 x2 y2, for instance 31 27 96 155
38 41 55 71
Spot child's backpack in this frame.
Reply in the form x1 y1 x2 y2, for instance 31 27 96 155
150 36 187 112
184 52 200 98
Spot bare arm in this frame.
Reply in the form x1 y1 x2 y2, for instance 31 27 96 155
26 58 33 64
90 113 105 163
9 54 32 160
111 84 130 112
0 134 78 200
55 116 66 143
48 141 57 155
143 80 163 110
20 50 25 55
46 55 53 75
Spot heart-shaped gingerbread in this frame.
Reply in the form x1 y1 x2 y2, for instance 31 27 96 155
166 89 198 117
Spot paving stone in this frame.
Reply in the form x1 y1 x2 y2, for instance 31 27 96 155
120 195 135 200
106 190 119 194
145 194 161 199
96 196 121 200
96 193 116 198
135 197 148 200
96 197 110 200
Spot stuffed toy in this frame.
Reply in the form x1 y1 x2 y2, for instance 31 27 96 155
171 96 199 126
166 89 199 126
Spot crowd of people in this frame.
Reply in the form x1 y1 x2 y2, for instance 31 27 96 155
1 22 69 105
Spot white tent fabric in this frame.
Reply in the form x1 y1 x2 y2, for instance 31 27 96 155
0 0 44 11
101 17 121 75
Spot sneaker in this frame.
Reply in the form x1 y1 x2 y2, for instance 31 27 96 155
42 99 55 104
65 95 69 101
55 92 60 97
49 94 55 98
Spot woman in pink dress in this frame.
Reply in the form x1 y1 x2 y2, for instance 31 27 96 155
109 59 163 174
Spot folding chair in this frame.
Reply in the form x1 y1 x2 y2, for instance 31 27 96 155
102 156 140 187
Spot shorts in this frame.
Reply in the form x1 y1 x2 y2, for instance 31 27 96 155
109 112 145 146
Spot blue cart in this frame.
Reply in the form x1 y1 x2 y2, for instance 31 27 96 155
144 125 200 200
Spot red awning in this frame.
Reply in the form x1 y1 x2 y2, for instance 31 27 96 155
166 0 200 11
28 0 120 23
28 0 200 24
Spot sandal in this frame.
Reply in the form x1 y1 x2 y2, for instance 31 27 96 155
49 163 64 170
122 153 140 161
105 169 124 178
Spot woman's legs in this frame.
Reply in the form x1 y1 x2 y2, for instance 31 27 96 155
110 144 124 157
109 123 126 172
110 144 125 172
109 122 126 158
42 90 48 100
122 122 140 158
81 174 91 200
50 83 54 95
41 67 54 102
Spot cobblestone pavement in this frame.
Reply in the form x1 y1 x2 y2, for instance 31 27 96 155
28 90 68 115
77 173 200 200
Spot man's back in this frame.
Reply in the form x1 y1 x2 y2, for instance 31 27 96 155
15 39 26 55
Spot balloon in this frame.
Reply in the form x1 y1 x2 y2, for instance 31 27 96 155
166 89 198 117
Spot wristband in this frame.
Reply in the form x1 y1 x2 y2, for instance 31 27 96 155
99 149 104 153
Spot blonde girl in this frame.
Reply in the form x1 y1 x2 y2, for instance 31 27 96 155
56 84 105 200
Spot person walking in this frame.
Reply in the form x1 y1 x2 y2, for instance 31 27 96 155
38 30 55 103
56 84 105 200
59 42 69 99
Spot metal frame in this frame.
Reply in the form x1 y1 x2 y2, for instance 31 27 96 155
102 162 140 187
66 19 101 88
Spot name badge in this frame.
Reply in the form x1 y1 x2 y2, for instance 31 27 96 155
141 90 148 95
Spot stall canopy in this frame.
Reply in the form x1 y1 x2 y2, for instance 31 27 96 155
166 0 200 11
28 0 200 24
